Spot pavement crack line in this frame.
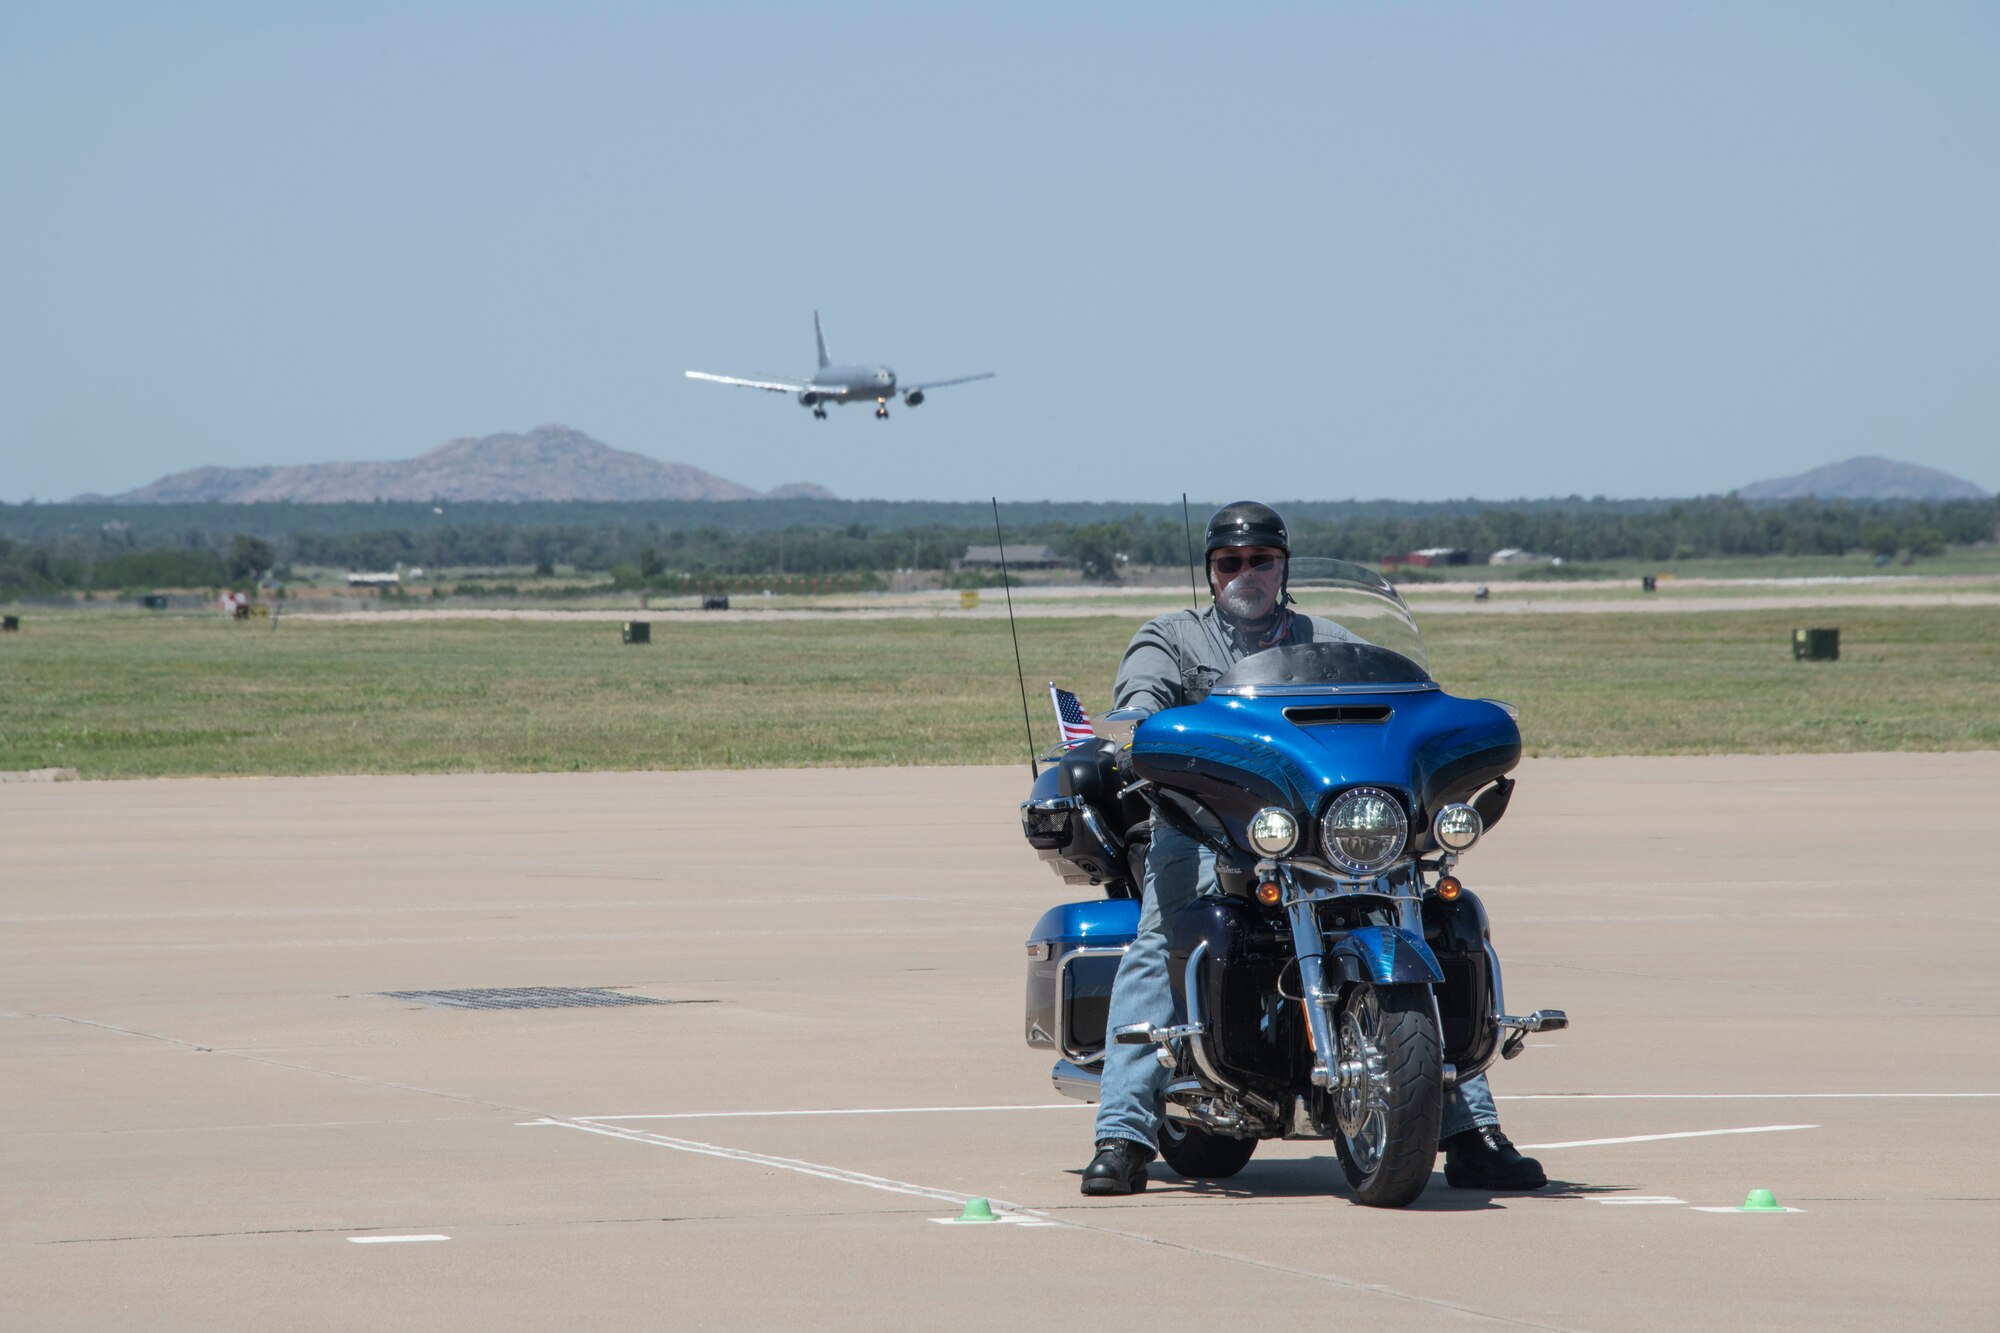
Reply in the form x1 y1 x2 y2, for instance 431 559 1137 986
1524 960 1993 1016
38 1214 748 1246
540 1116 1580 1332
27 1012 547 1119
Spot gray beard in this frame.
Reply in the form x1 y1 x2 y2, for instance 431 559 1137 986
1216 579 1274 623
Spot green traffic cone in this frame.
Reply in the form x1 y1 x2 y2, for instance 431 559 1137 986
957 1197 998 1222
1740 1188 1782 1211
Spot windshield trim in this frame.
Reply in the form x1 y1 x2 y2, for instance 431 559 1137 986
1212 680 1440 699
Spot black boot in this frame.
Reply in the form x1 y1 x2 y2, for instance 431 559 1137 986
1080 1138 1154 1196
1442 1126 1547 1190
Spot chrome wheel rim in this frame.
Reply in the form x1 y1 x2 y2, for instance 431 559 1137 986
1334 990 1391 1175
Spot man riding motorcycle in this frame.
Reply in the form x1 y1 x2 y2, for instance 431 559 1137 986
1079 501 1548 1196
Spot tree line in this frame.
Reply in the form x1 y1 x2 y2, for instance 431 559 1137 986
2 497 1993 599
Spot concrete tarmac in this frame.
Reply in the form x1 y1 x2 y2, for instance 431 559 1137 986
5 754 1997 1330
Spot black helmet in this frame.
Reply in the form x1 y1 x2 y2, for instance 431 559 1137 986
1204 501 1289 556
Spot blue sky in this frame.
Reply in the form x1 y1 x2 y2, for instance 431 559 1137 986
3 1 1994 503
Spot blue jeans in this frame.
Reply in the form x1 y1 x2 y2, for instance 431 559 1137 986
1094 823 1499 1149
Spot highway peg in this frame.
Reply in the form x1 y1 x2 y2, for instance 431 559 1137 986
958 1198 998 1222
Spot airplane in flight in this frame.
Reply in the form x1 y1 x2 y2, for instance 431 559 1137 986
685 312 994 419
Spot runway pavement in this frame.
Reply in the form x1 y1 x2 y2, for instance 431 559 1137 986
5 754 1997 1330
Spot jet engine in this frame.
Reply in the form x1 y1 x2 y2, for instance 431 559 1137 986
903 389 926 407
798 391 820 407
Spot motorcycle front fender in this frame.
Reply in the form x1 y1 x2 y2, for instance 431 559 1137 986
1326 925 1445 987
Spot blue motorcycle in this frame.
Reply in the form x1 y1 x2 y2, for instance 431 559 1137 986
1022 560 1566 1206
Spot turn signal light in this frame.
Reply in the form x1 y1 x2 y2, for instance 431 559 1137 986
1255 881 1282 906
1435 875 1463 901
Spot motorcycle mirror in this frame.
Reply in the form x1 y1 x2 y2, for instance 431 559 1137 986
1096 707 1148 747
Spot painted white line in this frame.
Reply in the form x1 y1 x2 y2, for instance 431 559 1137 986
1500 1092 2000 1101
347 1234 449 1244
1691 1206 1805 1214
535 1118 1607 1323
1597 1197 1686 1206
930 1215 1058 1227
1521 1124 1819 1150
576 1103 1087 1122
534 1117 1044 1214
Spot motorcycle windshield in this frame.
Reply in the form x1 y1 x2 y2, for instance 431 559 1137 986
1212 557 1431 693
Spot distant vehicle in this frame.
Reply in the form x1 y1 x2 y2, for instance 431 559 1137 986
685 312 994 419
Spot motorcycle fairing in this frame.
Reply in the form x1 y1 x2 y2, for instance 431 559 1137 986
1326 925 1445 986
1410 723 1525 828
1167 898 1303 1095
1422 888 1500 1072
1130 690 1521 843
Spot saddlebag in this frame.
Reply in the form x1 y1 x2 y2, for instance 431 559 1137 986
1024 899 1139 1061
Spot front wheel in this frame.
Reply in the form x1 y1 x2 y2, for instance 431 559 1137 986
1157 1117 1258 1179
1330 983 1442 1207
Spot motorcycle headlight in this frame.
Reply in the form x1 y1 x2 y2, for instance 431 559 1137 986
1247 807 1300 856
1431 802 1484 853
1319 787 1408 876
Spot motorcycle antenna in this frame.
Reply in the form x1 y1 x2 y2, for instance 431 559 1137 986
992 498 1038 779
1182 492 1199 610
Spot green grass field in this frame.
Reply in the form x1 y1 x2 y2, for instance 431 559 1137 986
2 605 1995 778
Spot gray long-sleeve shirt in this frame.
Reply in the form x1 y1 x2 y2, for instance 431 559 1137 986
1112 604 1361 717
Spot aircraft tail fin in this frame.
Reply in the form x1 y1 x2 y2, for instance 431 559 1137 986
813 311 830 370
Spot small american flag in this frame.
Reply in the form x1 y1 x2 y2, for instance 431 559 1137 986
1050 683 1096 747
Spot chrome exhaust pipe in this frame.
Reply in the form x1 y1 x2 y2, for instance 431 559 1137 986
1051 1059 1101 1103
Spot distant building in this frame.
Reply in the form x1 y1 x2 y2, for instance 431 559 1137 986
1384 547 1471 568
1487 548 1555 566
346 572 402 587
956 544 1063 571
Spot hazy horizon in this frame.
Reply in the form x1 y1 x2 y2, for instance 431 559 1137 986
32 426 1991 508
5 3 1996 504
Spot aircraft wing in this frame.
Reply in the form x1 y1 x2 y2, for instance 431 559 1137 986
903 372 996 392
685 370 814 394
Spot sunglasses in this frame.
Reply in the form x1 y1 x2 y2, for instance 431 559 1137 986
1211 553 1280 575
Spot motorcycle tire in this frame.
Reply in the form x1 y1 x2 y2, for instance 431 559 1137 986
1330 982 1443 1208
1157 1118 1258 1179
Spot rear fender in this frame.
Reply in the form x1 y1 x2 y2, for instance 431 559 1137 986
1326 925 1444 986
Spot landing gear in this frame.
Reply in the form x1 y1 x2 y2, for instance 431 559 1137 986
875 400 890 420
812 407 827 419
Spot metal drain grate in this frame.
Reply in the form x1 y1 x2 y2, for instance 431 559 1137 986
378 987 678 1010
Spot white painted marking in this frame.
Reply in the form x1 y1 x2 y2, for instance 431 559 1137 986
348 1234 449 1244
535 1118 1050 1217
1521 1124 1819 1150
1500 1092 1999 1100
1597 1196 1686 1206
1691 1205 1805 1214
577 1103 1086 1122
930 1214 1058 1227
534 1118 1602 1321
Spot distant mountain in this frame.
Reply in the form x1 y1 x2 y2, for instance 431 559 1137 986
81 425 835 504
1735 456 1988 502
